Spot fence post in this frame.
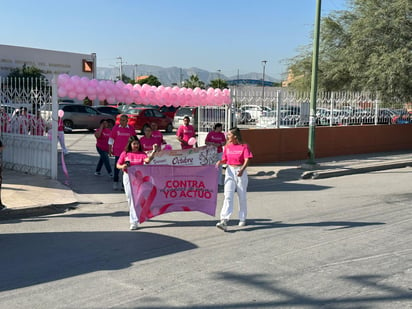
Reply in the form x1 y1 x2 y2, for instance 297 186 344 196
374 97 379 125
276 90 281 129
50 76 58 179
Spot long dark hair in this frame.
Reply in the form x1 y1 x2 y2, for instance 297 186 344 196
125 136 142 152
229 127 244 144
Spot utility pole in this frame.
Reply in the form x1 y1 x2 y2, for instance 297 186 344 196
261 60 267 110
307 0 322 165
180 68 183 86
217 69 221 89
116 56 123 81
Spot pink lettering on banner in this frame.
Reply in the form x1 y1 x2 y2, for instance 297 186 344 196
128 165 218 223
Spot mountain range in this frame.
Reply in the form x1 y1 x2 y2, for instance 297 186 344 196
96 64 280 86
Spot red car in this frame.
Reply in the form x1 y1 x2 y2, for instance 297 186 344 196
116 107 174 133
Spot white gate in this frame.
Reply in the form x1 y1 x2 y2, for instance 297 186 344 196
0 77 58 178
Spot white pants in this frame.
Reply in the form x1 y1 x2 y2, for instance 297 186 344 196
57 131 68 154
220 165 248 221
216 152 223 186
123 173 138 224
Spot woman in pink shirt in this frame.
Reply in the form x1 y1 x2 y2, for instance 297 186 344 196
109 114 136 190
150 122 166 147
176 116 196 149
30 111 46 136
140 125 160 152
205 123 226 185
94 119 113 177
57 115 69 155
215 127 253 231
117 136 157 230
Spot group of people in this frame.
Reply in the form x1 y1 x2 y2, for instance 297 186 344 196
0 107 47 136
97 113 253 232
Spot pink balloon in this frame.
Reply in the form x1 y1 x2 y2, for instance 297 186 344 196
58 88 67 98
188 137 196 146
58 110 64 118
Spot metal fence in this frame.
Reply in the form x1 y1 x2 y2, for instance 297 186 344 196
230 86 409 128
0 77 58 177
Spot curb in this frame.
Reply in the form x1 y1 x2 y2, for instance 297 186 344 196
0 202 79 220
301 160 412 179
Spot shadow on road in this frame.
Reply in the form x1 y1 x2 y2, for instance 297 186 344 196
0 231 196 292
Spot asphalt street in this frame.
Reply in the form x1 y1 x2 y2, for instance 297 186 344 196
0 131 411 309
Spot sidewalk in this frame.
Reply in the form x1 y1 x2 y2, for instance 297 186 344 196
1 150 411 219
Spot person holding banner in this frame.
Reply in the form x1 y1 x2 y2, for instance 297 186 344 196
151 122 166 146
176 116 196 149
109 114 136 191
205 123 226 186
140 125 160 152
215 127 253 231
116 136 157 230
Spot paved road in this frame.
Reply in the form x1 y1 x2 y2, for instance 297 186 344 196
0 130 411 308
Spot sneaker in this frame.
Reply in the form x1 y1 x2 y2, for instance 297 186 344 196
238 220 246 227
94 172 101 176
216 219 228 232
130 222 139 230
113 182 119 191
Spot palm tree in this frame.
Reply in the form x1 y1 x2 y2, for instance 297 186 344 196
182 75 205 89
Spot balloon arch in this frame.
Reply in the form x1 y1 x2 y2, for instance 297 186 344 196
57 74 231 107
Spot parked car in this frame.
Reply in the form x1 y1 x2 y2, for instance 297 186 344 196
59 104 115 132
116 107 174 134
94 105 121 117
239 105 272 121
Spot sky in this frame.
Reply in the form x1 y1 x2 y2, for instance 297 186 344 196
1 0 348 80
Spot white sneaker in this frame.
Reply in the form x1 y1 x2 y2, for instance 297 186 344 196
130 222 139 230
94 172 101 176
113 182 119 190
238 220 246 227
216 220 228 232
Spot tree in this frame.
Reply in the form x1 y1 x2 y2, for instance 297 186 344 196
118 74 135 84
136 75 161 87
182 75 205 89
286 0 412 102
209 78 228 89
7 64 46 80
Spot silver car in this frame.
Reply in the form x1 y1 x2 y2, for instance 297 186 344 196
59 104 115 132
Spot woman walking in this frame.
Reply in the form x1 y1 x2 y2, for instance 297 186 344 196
94 119 113 177
215 127 253 231
117 136 157 230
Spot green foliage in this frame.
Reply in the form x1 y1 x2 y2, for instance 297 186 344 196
286 0 412 102
182 75 205 89
119 74 135 84
209 78 228 89
136 75 161 86
7 64 46 79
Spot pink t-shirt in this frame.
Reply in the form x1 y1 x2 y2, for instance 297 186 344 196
58 118 64 132
205 131 226 153
151 130 164 145
110 125 136 156
95 127 111 152
140 135 158 152
176 124 195 149
222 143 253 166
118 150 147 173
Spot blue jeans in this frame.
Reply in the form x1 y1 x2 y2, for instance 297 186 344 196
96 146 112 175
113 155 120 182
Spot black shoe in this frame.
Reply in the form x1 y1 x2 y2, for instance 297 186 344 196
0 204 7 211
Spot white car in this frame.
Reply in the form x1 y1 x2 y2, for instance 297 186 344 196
239 104 272 121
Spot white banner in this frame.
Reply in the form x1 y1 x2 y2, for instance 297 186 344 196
150 146 217 166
